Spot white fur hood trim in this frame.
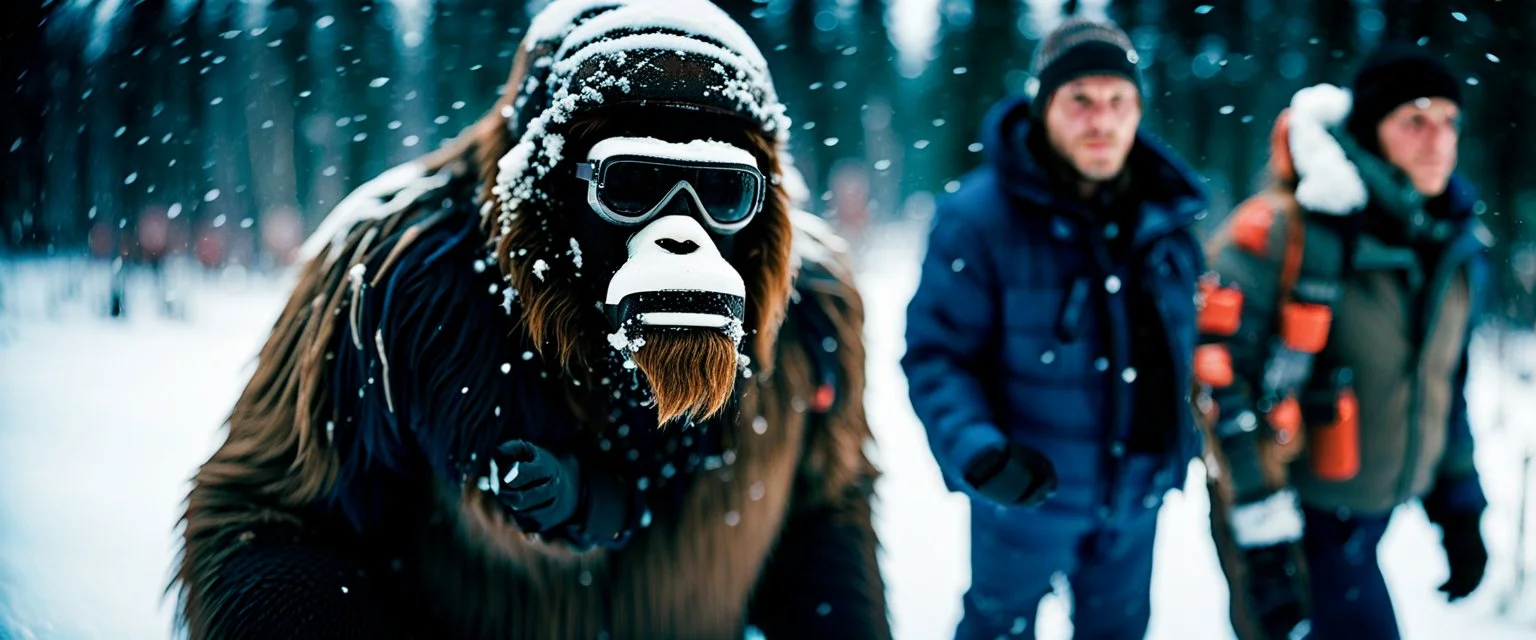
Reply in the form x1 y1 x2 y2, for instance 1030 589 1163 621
1286 83 1369 215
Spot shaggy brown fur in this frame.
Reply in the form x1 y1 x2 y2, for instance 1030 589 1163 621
173 32 886 640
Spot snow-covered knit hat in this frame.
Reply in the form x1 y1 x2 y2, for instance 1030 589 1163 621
1345 41 1461 156
1027 17 1142 118
493 0 789 221
509 0 788 141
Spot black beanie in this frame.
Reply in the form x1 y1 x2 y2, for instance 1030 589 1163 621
1346 41 1461 154
1029 18 1143 118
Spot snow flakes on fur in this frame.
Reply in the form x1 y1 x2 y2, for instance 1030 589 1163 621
298 162 452 264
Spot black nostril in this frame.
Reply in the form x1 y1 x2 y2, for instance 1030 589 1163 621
655 238 699 255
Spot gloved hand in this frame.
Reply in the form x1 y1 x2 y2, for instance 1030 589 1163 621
1433 512 1487 602
962 441 1058 507
489 440 638 549
490 440 584 532
1242 542 1308 639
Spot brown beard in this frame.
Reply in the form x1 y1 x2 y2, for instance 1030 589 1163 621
630 329 739 425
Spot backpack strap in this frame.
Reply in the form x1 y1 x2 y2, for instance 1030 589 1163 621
1256 193 1351 446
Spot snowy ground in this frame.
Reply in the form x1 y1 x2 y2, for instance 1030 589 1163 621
2 226 1534 639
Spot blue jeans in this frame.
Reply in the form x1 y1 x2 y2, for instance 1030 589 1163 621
955 456 1164 640
1301 506 1399 640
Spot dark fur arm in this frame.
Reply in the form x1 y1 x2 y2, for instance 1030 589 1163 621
749 479 889 640
327 199 542 532
328 196 647 550
750 244 891 639
194 524 410 640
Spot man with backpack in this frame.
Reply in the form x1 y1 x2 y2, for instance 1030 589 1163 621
903 18 1209 639
1199 43 1491 639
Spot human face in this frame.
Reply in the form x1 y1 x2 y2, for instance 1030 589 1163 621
1044 75 1142 183
1376 97 1460 197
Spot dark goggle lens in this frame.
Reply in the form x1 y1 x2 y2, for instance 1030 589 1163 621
599 161 760 224
600 162 673 216
690 168 758 224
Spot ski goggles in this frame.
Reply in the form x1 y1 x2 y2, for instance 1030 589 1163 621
575 138 766 234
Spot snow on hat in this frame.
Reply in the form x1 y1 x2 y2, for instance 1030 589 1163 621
1027 17 1143 118
492 0 789 230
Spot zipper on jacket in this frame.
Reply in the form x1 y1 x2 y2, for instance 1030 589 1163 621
1394 235 1480 505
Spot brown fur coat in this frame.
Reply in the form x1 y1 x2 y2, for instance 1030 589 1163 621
172 64 888 640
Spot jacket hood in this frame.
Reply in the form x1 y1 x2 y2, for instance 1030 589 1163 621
979 95 1206 218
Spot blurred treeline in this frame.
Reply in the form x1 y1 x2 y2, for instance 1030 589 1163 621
1 0 1532 322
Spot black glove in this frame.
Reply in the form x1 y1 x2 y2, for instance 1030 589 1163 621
962 441 1058 507
1242 542 1308 639
490 440 633 547
1433 512 1487 602
492 440 583 530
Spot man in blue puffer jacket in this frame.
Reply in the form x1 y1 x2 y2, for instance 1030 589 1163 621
902 18 1209 639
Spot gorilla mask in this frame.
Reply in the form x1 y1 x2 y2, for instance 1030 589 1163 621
483 0 794 426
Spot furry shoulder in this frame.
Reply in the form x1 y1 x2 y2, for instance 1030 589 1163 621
788 209 855 293
298 161 460 266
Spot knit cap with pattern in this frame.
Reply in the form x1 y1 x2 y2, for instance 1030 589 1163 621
1028 17 1143 118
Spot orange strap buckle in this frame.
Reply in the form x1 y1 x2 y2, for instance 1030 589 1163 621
1281 302 1332 354
1267 396 1301 445
1198 286 1243 336
1194 344 1235 388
